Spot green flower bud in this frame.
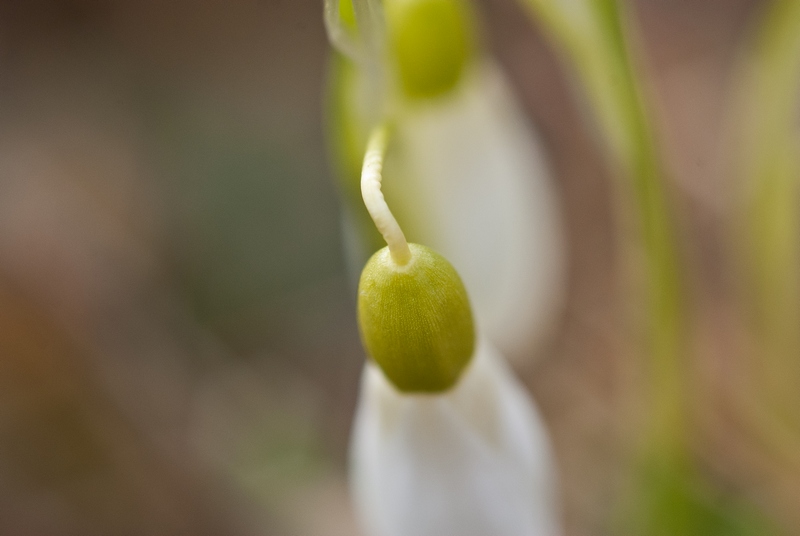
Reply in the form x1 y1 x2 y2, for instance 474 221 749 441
386 0 474 100
339 0 356 33
358 243 475 392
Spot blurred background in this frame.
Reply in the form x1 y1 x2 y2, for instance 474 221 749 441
0 0 797 535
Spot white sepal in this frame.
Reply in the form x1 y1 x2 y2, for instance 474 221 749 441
324 0 363 63
350 339 561 536
385 60 566 359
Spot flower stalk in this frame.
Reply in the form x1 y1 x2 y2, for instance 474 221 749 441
735 0 800 471
517 0 786 532
361 123 411 265
518 0 687 462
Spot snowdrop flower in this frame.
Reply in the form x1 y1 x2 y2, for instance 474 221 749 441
325 0 566 359
349 124 561 536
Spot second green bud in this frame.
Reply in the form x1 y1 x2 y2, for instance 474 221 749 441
386 0 474 100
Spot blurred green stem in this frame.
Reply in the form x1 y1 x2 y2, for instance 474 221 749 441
518 0 686 458
740 0 800 451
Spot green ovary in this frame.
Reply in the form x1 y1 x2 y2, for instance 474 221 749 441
386 0 474 100
339 0 356 33
358 243 475 392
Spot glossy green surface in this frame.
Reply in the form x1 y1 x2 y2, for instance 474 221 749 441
358 243 475 392
386 0 473 100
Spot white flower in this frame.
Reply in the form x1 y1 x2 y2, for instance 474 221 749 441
326 3 564 534
350 338 561 536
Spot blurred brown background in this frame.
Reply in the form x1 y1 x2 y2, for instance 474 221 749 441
0 0 788 535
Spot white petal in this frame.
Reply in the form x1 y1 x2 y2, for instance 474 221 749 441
385 60 566 359
350 339 561 536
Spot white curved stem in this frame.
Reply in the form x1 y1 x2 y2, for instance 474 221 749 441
361 124 412 265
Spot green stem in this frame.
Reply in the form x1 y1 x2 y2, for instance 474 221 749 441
741 0 800 442
519 0 687 457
